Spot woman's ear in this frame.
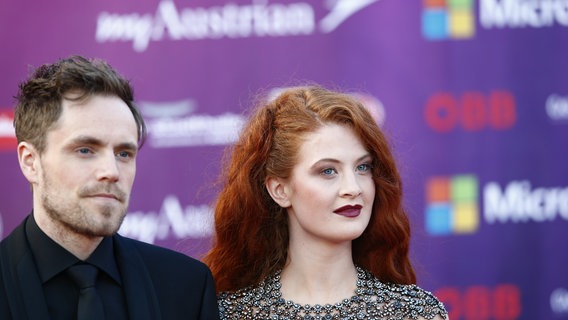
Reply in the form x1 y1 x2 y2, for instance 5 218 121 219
265 176 291 208
17 141 40 184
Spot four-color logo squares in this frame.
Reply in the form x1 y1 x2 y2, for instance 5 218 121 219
425 175 479 235
422 0 475 40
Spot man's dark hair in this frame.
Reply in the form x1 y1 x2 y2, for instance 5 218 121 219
14 55 147 153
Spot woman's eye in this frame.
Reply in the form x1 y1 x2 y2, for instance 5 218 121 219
321 168 336 175
357 163 371 172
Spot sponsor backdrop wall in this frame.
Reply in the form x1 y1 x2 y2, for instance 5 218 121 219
1 0 567 319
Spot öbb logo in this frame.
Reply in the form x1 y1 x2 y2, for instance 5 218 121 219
436 284 522 320
424 91 516 132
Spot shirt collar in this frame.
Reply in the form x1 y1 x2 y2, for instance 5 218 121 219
26 214 122 285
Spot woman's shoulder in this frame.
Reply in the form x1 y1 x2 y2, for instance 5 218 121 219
361 269 448 319
218 285 256 305
382 281 447 317
380 280 442 303
217 278 271 319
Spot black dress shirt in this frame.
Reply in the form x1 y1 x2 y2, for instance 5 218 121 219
26 215 129 319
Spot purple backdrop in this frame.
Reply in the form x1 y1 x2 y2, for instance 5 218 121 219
1 1 567 319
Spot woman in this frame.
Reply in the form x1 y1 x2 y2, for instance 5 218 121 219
203 86 448 319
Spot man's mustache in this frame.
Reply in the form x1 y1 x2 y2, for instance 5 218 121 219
78 184 128 202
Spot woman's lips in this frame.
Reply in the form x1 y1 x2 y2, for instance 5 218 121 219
333 204 362 218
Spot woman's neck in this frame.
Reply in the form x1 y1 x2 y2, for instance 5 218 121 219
280 240 358 305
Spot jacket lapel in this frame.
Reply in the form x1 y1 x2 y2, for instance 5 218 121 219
113 234 162 320
15 254 52 319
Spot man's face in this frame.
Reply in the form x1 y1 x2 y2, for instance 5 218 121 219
33 94 139 238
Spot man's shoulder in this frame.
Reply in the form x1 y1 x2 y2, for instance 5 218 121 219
0 220 28 261
113 234 208 270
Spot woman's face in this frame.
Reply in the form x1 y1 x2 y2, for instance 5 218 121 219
274 123 375 246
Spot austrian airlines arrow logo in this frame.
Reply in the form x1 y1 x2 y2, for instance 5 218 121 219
320 0 381 32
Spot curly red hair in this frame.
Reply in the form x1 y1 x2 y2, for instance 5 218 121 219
203 86 416 293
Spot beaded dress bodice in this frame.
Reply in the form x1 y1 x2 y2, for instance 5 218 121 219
218 267 447 320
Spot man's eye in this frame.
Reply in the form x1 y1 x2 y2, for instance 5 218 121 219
117 151 132 158
78 148 91 154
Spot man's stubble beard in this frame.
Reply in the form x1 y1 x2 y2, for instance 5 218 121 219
40 171 129 238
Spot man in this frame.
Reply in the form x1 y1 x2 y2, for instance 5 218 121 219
0 56 219 319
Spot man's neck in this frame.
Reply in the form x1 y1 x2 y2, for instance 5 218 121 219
34 212 103 260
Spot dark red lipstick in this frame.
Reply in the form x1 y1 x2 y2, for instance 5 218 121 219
333 204 362 218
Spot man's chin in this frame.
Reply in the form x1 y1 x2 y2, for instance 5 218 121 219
81 216 125 237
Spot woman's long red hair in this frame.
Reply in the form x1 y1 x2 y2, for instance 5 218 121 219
202 86 416 293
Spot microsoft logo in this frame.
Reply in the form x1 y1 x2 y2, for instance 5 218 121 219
425 175 479 235
422 0 475 40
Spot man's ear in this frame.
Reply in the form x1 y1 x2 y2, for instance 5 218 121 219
17 141 40 184
265 176 291 208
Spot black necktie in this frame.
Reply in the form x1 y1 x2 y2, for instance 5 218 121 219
67 264 105 320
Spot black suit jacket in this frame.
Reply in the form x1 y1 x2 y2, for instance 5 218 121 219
0 216 220 319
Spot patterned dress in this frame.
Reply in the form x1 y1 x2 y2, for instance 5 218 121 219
218 267 448 320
